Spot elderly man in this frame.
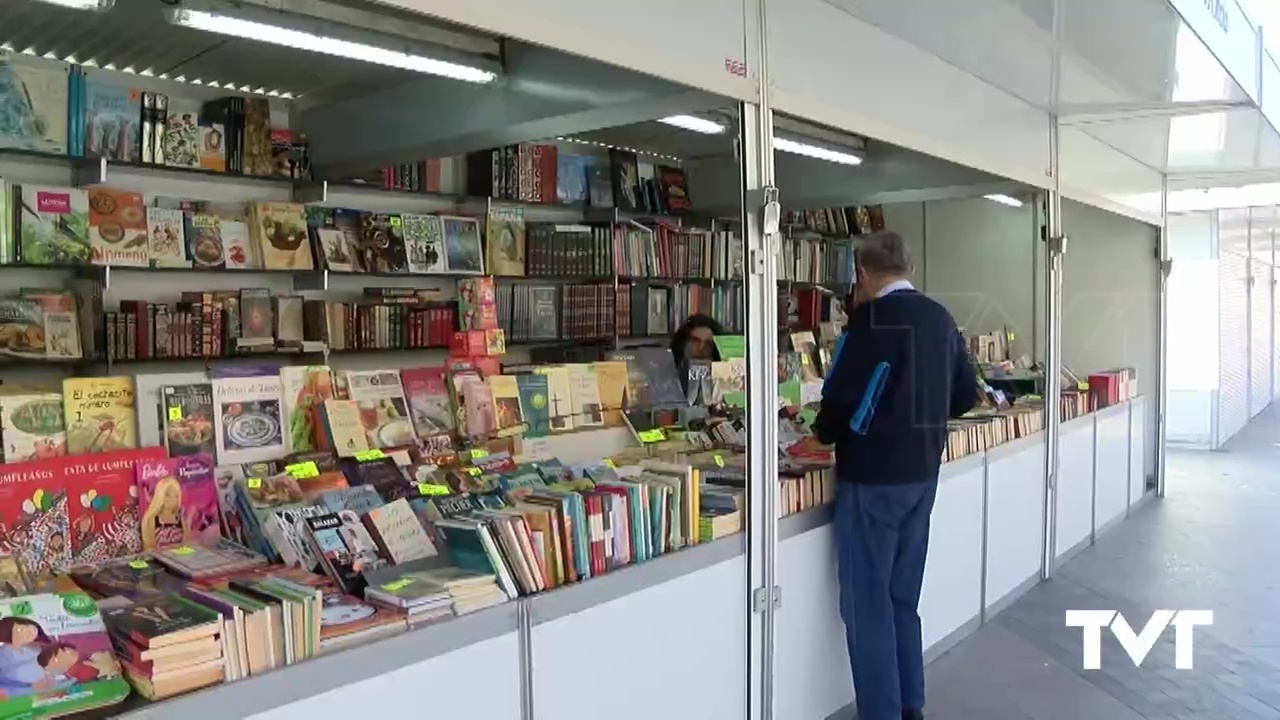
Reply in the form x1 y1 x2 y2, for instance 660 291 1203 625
813 230 978 720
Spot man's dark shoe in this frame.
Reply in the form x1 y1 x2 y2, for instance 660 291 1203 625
903 711 924 720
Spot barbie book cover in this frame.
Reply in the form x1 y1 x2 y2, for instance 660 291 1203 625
0 592 128 716
134 455 221 551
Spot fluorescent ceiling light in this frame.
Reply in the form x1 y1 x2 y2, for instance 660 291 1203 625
170 8 497 84
984 194 1024 208
659 115 726 134
32 0 113 9
774 137 863 166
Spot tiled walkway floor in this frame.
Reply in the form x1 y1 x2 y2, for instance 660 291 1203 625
919 406 1280 720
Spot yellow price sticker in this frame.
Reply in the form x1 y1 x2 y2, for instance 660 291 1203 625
465 467 481 476
602 458 616 469
168 406 182 422
800 355 810 365
1009 332 1016 342
714 454 725 468
354 449 386 462
637 429 666 443
470 448 489 459
246 477 263 489
128 560 148 570
286 461 319 479
382 578 415 592
1077 381 1089 390
171 546 195 556
417 483 451 496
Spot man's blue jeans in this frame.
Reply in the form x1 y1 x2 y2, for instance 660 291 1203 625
834 479 937 720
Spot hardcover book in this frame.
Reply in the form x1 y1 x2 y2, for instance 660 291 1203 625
486 206 526 276
400 366 455 437
440 215 483 274
145 206 188 268
358 213 408 273
161 383 215 458
103 593 220 648
515 374 551 438
211 370 286 465
87 187 149 267
63 377 137 455
83 79 140 162
135 455 221 551
401 213 447 274
0 52 69 153
0 593 129 717
18 185 91 266
361 498 438 565
64 447 166 564
185 212 225 269
609 149 640 211
251 202 312 270
342 370 415 449
565 364 604 427
304 511 386 594
280 366 335 454
592 361 630 426
0 474 68 575
0 393 66 464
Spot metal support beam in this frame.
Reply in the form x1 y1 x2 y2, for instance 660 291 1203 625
1156 176 1170 497
1058 99 1251 125
1042 0 1064 580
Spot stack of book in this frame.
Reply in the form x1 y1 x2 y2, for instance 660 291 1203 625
105 594 225 701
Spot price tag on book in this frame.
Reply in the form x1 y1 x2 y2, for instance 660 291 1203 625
382 578 415 592
171 546 195 556
1077 381 1088 390
714 454 725 468
417 483 450 496
801 355 810 365
470 448 489 460
168 406 182 422
637 429 666 443
128 560 148 570
246 478 263 489
465 467 482 476
286 461 319 479
602 458 616 469
354 449 386 462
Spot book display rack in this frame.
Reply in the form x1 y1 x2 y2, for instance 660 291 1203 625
0 1 1169 718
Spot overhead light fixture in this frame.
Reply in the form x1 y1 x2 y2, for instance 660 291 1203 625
659 115 726 134
31 0 113 10
168 7 498 84
773 137 863 166
984 194 1024 208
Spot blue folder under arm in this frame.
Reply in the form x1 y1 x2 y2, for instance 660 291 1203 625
849 361 890 435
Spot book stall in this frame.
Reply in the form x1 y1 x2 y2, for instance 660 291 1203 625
0 0 1171 719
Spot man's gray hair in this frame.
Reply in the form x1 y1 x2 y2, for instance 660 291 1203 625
855 230 913 276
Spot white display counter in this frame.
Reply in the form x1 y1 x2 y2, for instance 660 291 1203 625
114 401 1150 720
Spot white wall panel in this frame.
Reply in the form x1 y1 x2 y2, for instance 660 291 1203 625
1219 250 1251 444
1167 0 1260 101
1167 390 1216 447
1251 258 1272 416
919 458 985 651
376 0 753 101
1130 397 1148 504
1056 417 1096 558
775 525 854 720
532 557 747 720
249 633 522 720
1059 128 1165 225
768 0 1052 192
984 437 1046 612
1094 407 1130 532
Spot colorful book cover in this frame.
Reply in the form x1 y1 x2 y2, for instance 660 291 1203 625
555 153 590 204
160 383 215 458
0 52 69 154
280 366 335 454
62 377 136 455
0 300 46 360
304 511 385 594
0 474 68 576
401 213 447 274
185 212 225 269
211 371 286 466
144 206 188 267
400 366 455 437
251 202 312 270
63 447 166 565
134 454 221 551
19 288 79 360
534 366 575 433
485 206 526 276
83 79 140 162
440 215 483 274
515 374 551 438
486 375 525 438
358 213 407 273
342 370 415 449
592 361 630 427
566 364 604 427
87 187 149 267
221 219 256 269
0 593 130 717
0 393 66 464
18 185 90 266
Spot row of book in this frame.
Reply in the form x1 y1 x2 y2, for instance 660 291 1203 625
783 204 886 237
779 233 856 286
943 405 1046 463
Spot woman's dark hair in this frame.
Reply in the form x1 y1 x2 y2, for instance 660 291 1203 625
37 642 76 668
671 314 725 365
0 617 49 644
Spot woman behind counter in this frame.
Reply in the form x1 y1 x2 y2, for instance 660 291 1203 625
670 314 724 367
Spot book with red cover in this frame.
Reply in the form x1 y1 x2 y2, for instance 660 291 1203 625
64 447 168 565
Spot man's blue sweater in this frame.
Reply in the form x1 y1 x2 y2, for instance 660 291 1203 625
814 288 979 485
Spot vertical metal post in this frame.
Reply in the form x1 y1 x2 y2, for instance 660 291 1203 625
1156 174 1170 498
1041 0 1065 579
742 0 779 718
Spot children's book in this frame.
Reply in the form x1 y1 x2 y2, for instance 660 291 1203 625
64 447 165 565
134 455 221 551
0 393 66 463
62 377 136 455
0 593 130 717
